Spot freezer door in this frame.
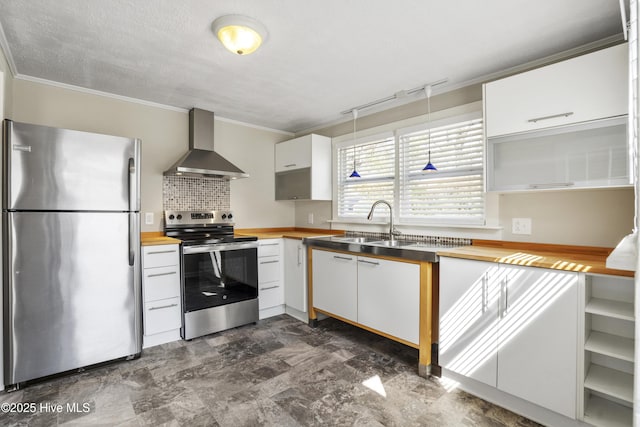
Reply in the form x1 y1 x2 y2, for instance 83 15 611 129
3 211 142 385
3 120 140 211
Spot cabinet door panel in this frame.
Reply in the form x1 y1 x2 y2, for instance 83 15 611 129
357 256 420 345
275 137 312 172
497 266 578 419
485 44 627 137
312 249 357 322
439 257 500 387
284 239 306 312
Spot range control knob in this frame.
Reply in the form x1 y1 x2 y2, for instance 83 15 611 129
221 214 227 220
227 213 233 220
168 214 175 220
176 214 182 220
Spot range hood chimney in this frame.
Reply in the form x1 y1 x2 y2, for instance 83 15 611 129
164 108 249 179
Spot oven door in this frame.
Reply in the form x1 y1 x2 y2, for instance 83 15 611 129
182 242 258 312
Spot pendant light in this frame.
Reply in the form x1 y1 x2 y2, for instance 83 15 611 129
349 109 361 178
422 85 437 172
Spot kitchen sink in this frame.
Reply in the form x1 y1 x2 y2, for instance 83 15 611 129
304 235 459 263
369 240 406 247
332 236 375 243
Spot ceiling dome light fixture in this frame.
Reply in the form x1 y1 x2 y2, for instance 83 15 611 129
212 15 267 55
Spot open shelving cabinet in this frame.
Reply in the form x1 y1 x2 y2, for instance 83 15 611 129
582 274 635 427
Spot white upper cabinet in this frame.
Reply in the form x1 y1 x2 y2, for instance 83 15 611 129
275 137 313 171
485 43 631 191
484 43 628 138
275 134 332 200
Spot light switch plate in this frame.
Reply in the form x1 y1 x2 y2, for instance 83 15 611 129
308 213 314 224
145 212 154 225
512 218 532 235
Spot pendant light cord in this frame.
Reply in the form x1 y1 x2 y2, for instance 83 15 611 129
426 86 432 161
353 109 358 170
348 109 361 178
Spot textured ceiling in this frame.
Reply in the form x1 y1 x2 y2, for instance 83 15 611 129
0 0 627 132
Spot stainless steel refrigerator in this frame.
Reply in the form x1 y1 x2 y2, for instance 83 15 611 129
2 119 142 388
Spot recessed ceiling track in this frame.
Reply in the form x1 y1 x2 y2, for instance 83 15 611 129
341 78 448 116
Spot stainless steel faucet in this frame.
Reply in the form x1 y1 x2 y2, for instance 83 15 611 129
367 200 400 241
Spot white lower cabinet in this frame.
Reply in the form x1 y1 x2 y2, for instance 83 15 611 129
439 256 579 419
439 258 500 386
258 239 285 319
357 256 420 345
283 238 308 321
143 297 181 336
312 249 358 322
142 244 182 348
312 249 420 345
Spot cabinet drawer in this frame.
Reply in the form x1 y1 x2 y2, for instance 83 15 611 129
259 257 280 283
259 282 284 309
143 245 179 268
258 241 280 257
144 296 181 336
143 266 180 302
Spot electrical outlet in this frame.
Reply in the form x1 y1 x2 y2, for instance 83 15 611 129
512 218 532 235
145 212 154 225
307 213 314 224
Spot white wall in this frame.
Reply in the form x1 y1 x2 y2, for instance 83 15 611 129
215 119 294 228
294 200 332 229
498 188 634 247
9 78 294 231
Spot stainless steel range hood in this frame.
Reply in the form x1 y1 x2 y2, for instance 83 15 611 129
164 108 249 179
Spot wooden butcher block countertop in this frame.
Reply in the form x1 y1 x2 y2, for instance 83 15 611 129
141 232 181 246
235 227 344 240
141 228 341 245
438 240 634 277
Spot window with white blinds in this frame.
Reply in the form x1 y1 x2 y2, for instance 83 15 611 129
335 112 485 225
337 133 395 219
399 116 484 224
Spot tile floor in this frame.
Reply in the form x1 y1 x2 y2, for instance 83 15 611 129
0 315 540 426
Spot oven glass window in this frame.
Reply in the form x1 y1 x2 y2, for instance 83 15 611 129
183 247 258 312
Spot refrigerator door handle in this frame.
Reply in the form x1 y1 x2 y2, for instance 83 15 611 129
129 213 135 266
128 157 135 212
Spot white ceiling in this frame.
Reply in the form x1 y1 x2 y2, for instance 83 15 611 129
0 0 627 133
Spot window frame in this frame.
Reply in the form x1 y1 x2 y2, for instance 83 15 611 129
397 111 485 225
335 131 396 221
331 103 487 227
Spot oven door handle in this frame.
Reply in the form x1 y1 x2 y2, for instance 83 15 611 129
183 242 258 254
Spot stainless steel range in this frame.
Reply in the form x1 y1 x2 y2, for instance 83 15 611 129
164 210 258 340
